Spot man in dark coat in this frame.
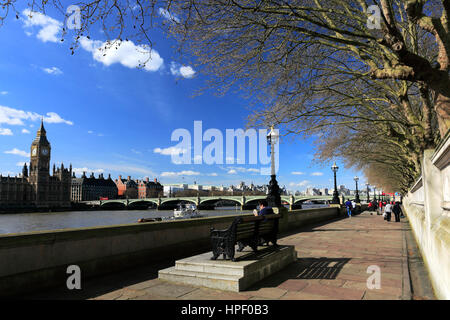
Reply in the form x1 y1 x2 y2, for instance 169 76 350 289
254 200 274 217
392 202 403 222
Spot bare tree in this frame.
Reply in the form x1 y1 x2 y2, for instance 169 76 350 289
2 0 449 192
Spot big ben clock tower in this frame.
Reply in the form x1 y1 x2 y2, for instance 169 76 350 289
29 119 51 206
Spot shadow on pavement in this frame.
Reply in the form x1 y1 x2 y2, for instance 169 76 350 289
245 257 351 291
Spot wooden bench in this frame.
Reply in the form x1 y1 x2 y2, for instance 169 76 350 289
210 214 280 261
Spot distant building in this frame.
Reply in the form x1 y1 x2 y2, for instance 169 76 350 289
0 121 71 210
320 188 329 196
71 172 118 202
163 184 188 197
338 185 351 196
306 187 321 196
188 184 203 191
137 178 163 198
114 175 138 199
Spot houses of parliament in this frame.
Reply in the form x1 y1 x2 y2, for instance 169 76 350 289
0 121 72 211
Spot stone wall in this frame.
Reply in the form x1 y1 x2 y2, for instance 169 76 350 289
403 132 450 300
0 206 343 297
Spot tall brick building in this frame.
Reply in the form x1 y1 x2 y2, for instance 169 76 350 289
137 178 163 198
71 172 118 202
0 121 72 211
114 175 138 199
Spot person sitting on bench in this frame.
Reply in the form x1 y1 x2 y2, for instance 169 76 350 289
254 199 274 217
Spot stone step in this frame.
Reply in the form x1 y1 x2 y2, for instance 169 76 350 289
158 245 297 292
175 258 245 276
158 267 242 292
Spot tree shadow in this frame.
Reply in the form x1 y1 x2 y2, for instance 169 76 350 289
245 257 351 291
292 257 351 279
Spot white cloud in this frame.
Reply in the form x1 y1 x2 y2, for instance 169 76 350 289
73 167 105 175
0 91 8 95
208 173 218 177
79 37 164 72
289 180 310 187
21 129 30 134
161 170 200 177
222 166 259 174
0 105 40 125
311 172 323 176
79 162 156 177
42 67 63 75
16 162 27 167
4 148 30 157
158 8 180 23
22 9 62 43
170 62 195 79
0 128 13 136
88 130 94 134
131 149 142 155
154 146 187 156
44 112 73 125
292 171 305 175
0 105 73 126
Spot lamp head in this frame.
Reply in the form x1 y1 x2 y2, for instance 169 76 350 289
331 162 339 173
267 125 279 145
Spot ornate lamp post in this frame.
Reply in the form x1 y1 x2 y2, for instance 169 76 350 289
366 183 370 203
354 176 360 203
331 162 340 204
266 126 281 207
373 187 377 202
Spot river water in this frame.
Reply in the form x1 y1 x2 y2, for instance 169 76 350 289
0 204 328 235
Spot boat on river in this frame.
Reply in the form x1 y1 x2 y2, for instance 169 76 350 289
173 203 204 219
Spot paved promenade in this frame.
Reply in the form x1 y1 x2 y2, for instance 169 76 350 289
29 211 433 300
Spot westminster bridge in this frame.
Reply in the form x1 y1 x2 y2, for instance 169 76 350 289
82 195 338 210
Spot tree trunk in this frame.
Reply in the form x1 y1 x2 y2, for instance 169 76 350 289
434 90 450 137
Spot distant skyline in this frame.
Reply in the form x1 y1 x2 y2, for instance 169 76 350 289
0 5 366 193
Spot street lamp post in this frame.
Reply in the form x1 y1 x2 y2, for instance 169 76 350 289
373 187 377 202
331 162 340 204
266 126 281 207
354 176 360 203
366 183 370 203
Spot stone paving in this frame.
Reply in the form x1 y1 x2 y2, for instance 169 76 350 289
87 211 410 300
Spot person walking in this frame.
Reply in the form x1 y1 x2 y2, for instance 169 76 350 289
345 199 353 218
392 202 403 222
384 202 393 222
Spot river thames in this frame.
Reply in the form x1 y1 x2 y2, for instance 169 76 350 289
0 204 328 235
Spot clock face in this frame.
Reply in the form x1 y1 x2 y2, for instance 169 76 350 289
41 148 49 156
31 147 37 156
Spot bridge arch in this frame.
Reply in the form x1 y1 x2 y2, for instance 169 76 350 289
199 198 243 207
100 200 126 209
160 198 198 205
128 200 158 208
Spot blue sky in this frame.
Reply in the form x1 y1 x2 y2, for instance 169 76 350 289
0 6 366 192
